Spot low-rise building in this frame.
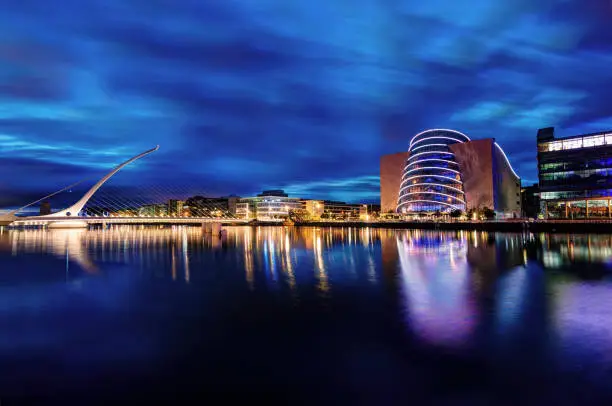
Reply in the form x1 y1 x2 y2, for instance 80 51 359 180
236 190 302 221
138 204 168 217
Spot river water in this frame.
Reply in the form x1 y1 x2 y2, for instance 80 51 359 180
0 226 611 404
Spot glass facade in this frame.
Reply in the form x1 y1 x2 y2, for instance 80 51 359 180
236 195 302 221
537 128 612 219
397 129 469 213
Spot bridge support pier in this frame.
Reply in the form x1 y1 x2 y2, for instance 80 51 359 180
202 222 222 235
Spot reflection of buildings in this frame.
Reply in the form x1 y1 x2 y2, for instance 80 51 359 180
389 230 529 348
466 232 526 297
395 230 476 347
538 127 612 219
537 233 612 270
0 229 97 273
381 129 521 218
1 225 386 292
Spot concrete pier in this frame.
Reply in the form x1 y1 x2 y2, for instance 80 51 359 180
202 222 222 235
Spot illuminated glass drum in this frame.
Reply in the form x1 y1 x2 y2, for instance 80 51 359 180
397 129 469 213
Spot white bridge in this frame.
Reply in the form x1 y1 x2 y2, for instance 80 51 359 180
0 146 248 228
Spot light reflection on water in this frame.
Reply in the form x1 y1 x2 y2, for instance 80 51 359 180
1 225 612 398
397 233 475 347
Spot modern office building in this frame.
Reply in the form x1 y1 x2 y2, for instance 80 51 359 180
321 201 368 220
537 127 612 219
236 190 303 221
381 129 521 218
302 200 368 220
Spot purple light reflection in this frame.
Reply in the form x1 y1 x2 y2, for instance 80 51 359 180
396 234 476 347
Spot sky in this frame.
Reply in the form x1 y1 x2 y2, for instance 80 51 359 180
1 0 612 208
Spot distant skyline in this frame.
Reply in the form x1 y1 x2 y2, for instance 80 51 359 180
1 0 612 208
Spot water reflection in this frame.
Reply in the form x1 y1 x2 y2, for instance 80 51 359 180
1 227 612 351
2 225 612 396
396 231 475 347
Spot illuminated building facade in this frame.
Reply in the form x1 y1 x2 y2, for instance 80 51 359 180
382 129 521 218
537 127 612 219
236 190 302 221
167 199 184 217
380 151 410 213
398 129 469 213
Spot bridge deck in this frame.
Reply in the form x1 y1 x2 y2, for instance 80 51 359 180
8 217 251 227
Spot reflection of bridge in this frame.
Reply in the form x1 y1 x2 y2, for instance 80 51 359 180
0 146 247 228
9 217 248 228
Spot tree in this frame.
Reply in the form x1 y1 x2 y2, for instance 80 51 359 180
288 209 311 223
481 207 496 220
450 209 463 218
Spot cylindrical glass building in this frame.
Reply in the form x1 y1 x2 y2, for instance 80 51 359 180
397 129 469 213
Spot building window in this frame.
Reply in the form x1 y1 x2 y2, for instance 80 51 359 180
589 200 609 218
563 139 582 150
583 135 605 148
568 200 587 219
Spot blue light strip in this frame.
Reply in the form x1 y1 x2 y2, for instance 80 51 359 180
494 142 520 179
410 143 451 152
399 191 466 204
405 158 459 169
404 166 461 176
400 174 463 187
409 129 471 149
399 182 465 194
410 136 466 151
407 151 455 161
397 200 464 211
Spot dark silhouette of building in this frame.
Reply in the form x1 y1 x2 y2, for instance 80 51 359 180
521 184 540 218
40 201 51 215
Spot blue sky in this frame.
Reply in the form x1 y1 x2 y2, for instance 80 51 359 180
1 0 612 207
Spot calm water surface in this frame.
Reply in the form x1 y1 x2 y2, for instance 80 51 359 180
1 226 612 404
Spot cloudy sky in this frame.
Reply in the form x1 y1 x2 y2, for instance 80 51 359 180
1 0 611 208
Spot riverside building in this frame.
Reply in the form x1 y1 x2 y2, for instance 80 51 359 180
381 129 521 218
537 127 612 219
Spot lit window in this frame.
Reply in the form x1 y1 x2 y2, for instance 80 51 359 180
583 135 605 148
563 139 582 150
548 141 563 152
